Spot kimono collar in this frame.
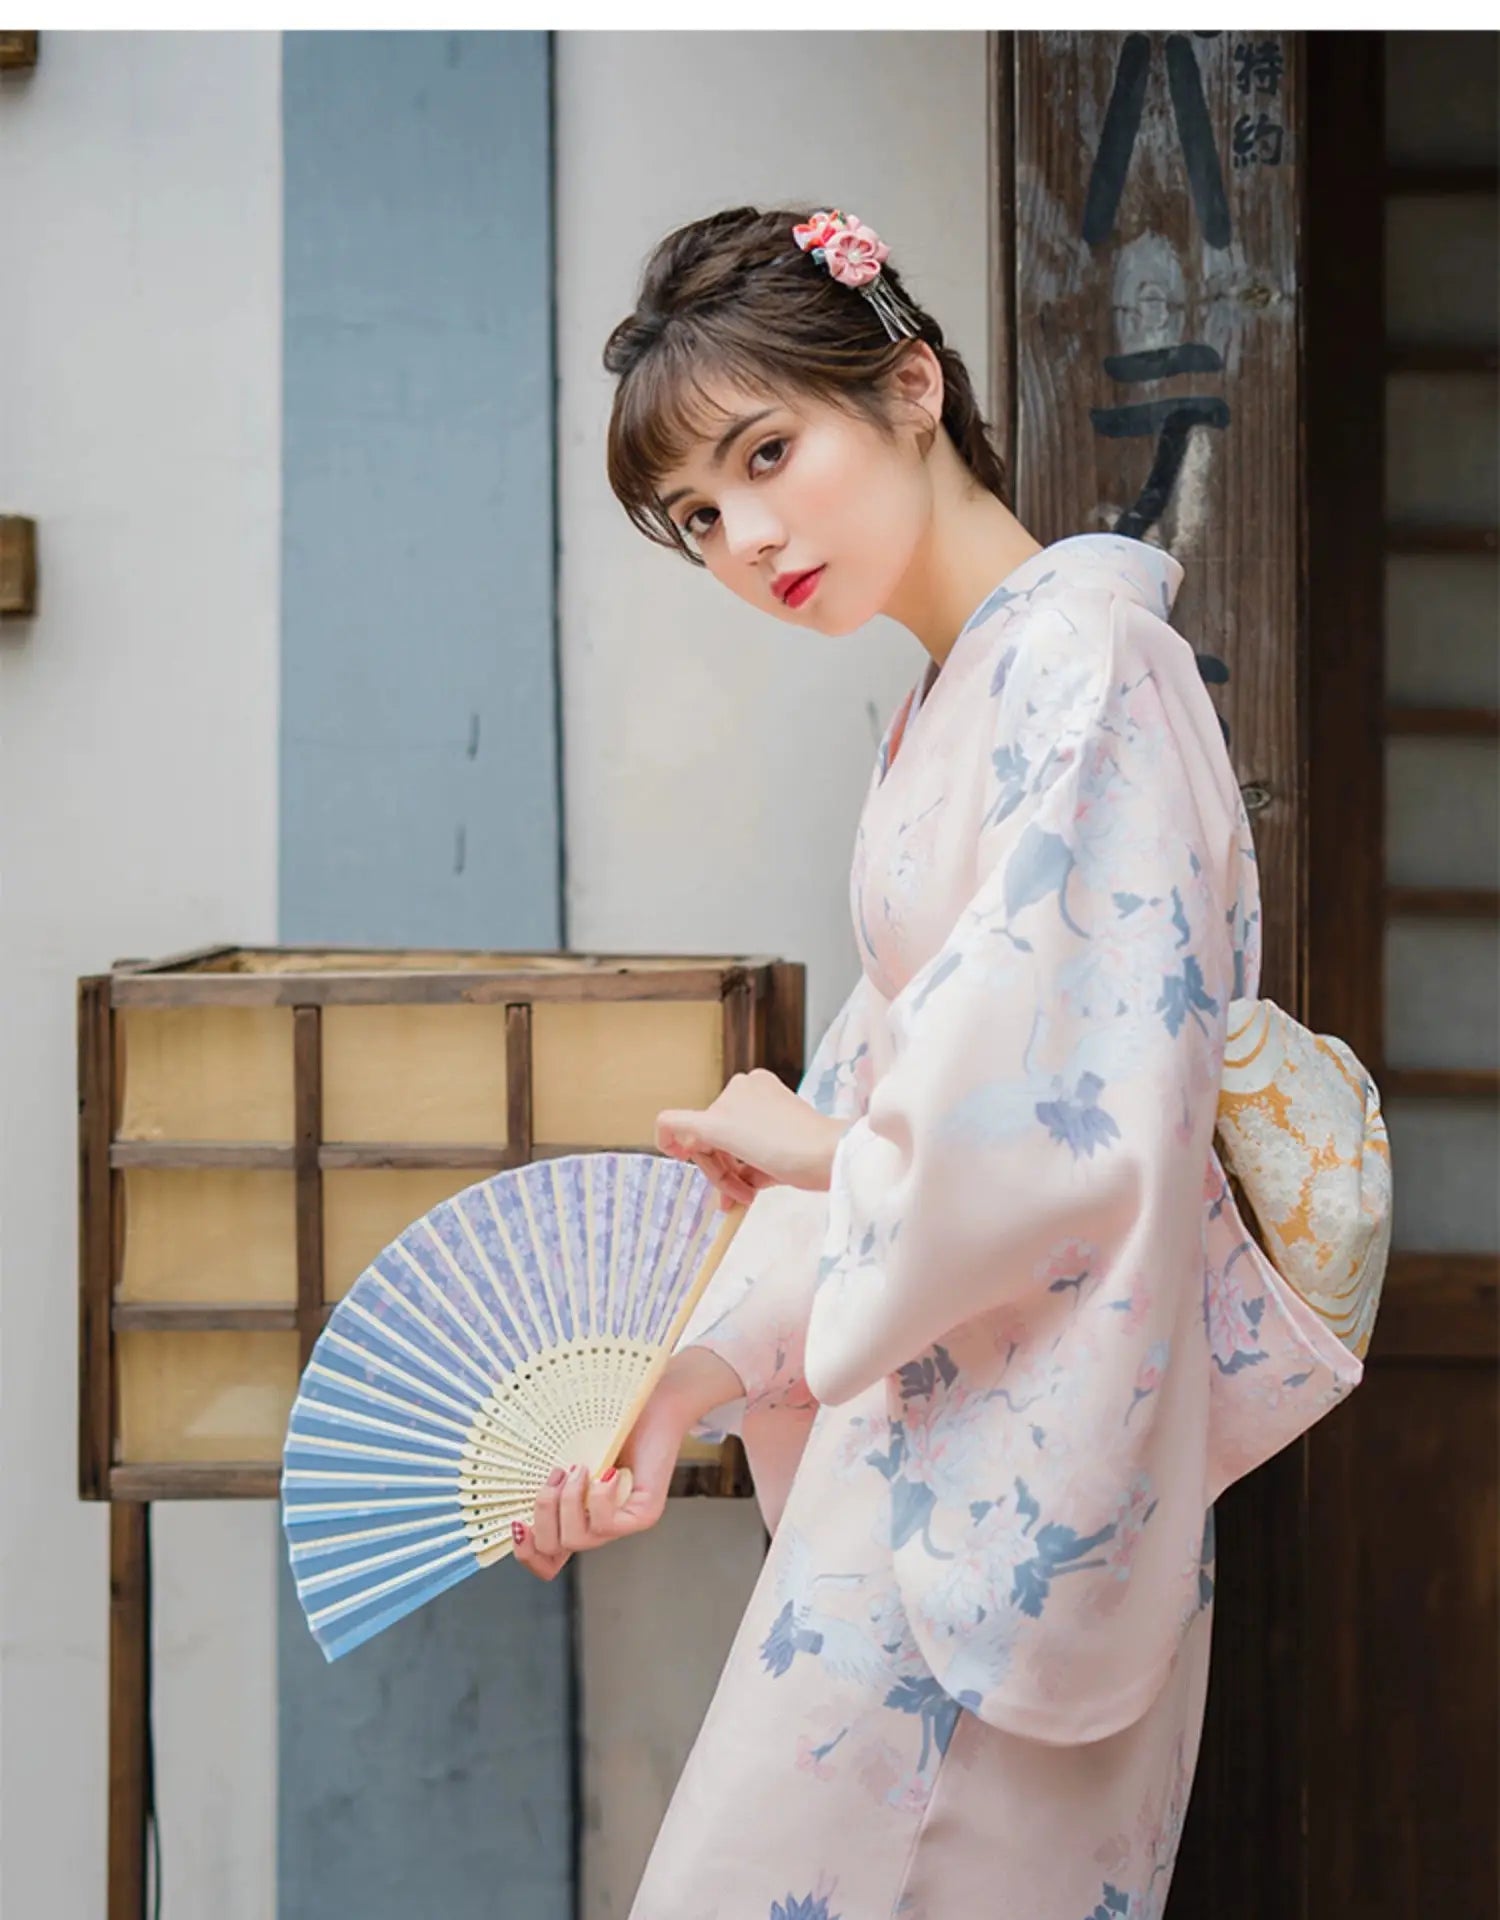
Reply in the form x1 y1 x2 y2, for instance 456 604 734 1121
896 535 1185 758
955 533 1185 648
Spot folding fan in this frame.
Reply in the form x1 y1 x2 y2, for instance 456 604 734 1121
282 1152 746 1661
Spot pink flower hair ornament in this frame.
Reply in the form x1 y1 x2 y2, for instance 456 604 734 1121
792 209 922 342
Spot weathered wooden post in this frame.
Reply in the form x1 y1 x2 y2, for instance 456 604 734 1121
993 32 1310 1913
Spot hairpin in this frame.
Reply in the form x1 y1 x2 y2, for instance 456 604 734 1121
792 210 922 343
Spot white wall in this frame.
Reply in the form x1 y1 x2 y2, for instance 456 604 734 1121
0 32 990 1916
556 29 993 1041
555 32 991 1914
0 33 282 1920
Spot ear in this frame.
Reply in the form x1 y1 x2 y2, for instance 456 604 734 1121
886 341 944 433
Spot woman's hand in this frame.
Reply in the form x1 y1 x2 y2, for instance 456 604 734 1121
510 1347 745 1581
657 1069 852 1211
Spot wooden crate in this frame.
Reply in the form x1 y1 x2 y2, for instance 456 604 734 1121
78 944 806 1503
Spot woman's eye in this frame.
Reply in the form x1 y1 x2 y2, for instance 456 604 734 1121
676 439 785 541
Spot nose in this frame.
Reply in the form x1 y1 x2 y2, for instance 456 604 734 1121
718 494 782 564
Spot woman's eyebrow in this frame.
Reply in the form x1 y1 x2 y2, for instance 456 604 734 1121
659 409 777 511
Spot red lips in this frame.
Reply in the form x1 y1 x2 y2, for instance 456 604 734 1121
772 566 825 608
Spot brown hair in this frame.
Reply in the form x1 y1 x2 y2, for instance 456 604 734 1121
603 205 1008 564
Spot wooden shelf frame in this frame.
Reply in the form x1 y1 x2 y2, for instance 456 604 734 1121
107 1451 751 1504
1384 526 1499 555
1385 163 1500 195
1385 887 1499 919
1385 705 1500 737
106 1139 686 1171
1384 344 1499 375
81 957 804 1506
1371 1251 1500 1362
1379 1067 1500 1100
108 961 774 1008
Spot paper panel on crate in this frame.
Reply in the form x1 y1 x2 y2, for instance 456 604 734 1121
119 1168 298 1304
119 1005 294 1141
118 1330 300 1463
322 1003 509 1145
322 1168 486 1302
531 1000 722 1146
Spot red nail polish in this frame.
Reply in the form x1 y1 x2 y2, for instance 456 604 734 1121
546 1466 566 1487
511 1520 525 1542
600 1468 617 1483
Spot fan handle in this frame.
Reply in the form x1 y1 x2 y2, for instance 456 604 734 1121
593 1200 749 1497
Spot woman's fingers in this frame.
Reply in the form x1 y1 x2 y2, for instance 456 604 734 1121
515 1400 684 1580
529 1467 565 1556
663 1132 732 1193
556 1463 594 1549
673 1143 760 1208
655 1111 700 1155
659 1112 754 1185
510 1520 569 1580
615 1409 682 1530
524 1463 635 1568
584 1469 631 1534
511 1488 570 1580
658 1111 773 1210
700 1148 755 1207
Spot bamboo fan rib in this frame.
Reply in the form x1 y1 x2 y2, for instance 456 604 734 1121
282 1152 739 1661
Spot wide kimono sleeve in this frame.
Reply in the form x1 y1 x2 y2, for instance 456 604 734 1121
806 590 1361 1743
672 969 885 1532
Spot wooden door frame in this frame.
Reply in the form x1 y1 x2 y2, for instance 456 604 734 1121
987 31 1391 1914
1304 33 1500 1910
1302 31 1386 1906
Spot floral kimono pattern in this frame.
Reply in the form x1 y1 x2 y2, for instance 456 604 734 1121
631 534 1361 1920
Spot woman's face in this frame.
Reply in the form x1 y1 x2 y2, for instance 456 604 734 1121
654 365 938 636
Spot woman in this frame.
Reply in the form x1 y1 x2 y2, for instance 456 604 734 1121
511 207 1363 1920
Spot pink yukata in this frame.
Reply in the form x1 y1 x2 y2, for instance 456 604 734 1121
634 534 1363 1920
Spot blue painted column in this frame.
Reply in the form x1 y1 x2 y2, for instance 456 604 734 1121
276 32 570 1919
